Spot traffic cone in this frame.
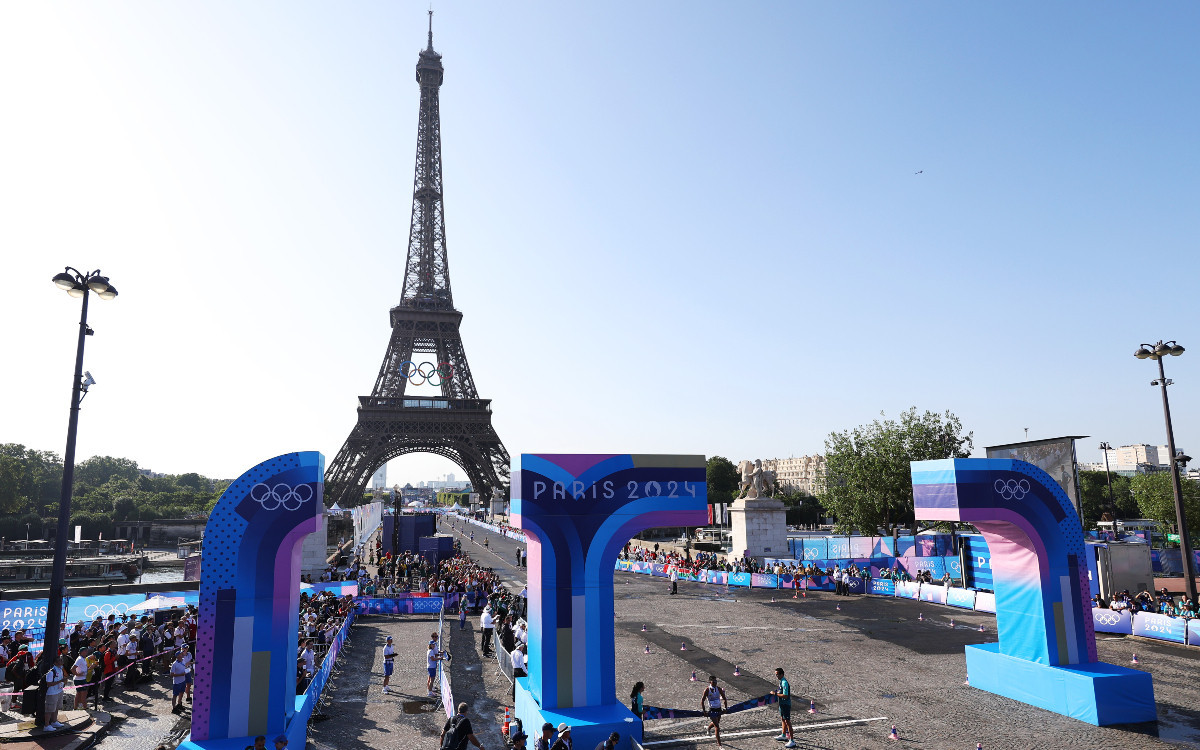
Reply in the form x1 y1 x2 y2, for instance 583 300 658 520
1131 653 1139 664
502 707 511 736
949 618 954 627
919 612 923 621
681 641 687 651
690 670 697 682
644 645 650 655
733 665 741 676
977 744 983 750
978 623 985 632
772 597 776 602
836 603 841 611
808 699 816 714
889 724 899 740
642 623 647 632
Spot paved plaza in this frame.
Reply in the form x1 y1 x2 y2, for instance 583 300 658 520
316 519 1200 750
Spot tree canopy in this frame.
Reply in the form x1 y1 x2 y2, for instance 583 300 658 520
1130 471 1200 535
706 456 740 506
0 444 226 541
817 407 974 534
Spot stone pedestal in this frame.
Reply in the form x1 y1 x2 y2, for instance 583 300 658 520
730 496 787 562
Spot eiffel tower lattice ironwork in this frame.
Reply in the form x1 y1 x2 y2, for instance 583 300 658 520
325 16 509 507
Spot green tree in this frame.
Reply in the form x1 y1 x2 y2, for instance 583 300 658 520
818 407 973 534
1078 470 1138 527
1130 472 1200 535
706 456 740 506
75 455 140 488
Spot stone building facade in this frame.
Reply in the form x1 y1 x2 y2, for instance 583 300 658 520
759 455 826 495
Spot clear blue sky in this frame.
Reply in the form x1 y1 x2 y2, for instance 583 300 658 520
1 2 1197 484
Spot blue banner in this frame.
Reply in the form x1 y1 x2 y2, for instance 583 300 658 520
65 594 148 622
801 539 828 561
728 572 752 587
751 573 777 588
1090 608 1133 634
907 556 947 579
827 537 851 559
845 576 865 594
650 564 668 578
0 599 47 632
1190 619 1200 647
960 534 992 590
868 579 895 596
946 587 977 610
1133 612 1187 643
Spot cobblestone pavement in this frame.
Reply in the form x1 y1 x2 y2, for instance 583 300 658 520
91 665 191 749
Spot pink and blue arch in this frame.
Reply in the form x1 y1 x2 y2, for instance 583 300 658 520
182 451 324 750
512 454 707 750
912 458 1154 725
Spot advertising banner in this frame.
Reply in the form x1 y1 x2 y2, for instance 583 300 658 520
894 536 916 557
974 591 996 613
907 556 947 579
985 437 1082 516
1090 608 1133 634
1190 619 1200 647
869 579 895 597
946 587 977 610
1133 612 1187 644
65 594 148 622
920 584 948 604
800 539 827 561
827 537 851 559
0 599 47 632
845 576 865 594
650 564 668 578
944 556 963 581
705 570 728 586
875 536 896 557
849 536 875 558
808 575 836 592
728 572 752 587
894 581 921 600
751 573 777 588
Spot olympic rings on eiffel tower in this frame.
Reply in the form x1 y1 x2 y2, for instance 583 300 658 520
399 361 455 386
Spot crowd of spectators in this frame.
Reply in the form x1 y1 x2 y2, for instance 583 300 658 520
1 608 197 716
295 589 354 694
1096 587 1198 620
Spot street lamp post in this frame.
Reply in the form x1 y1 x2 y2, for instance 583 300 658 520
1134 340 1195 603
1099 442 1117 531
40 268 117 722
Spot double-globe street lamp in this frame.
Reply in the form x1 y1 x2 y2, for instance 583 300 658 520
39 269 118 708
1134 340 1195 602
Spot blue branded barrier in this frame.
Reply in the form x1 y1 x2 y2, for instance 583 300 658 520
845 576 865 594
1190 620 1200 647
1133 611 1187 644
974 591 996 613
946 587 977 610
729 572 752 587
1090 608 1133 635
868 579 895 596
920 584 948 604
895 581 921 600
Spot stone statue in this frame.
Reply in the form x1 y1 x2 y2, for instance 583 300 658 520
737 459 777 499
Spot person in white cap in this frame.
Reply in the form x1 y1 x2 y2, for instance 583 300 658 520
550 723 573 750
382 636 395 694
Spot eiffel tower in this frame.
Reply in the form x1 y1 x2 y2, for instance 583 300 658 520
325 14 509 507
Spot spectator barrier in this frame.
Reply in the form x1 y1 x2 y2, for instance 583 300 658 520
295 609 355 725
613 559 1200 650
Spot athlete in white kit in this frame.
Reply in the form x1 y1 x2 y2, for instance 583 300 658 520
700 675 728 746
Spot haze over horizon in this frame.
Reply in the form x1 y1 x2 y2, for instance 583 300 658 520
2 3 1197 485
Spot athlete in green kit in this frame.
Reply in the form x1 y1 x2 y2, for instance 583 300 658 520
772 667 795 747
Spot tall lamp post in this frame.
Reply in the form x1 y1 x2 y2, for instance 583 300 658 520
1098 442 1117 532
40 269 118 704
1134 340 1195 602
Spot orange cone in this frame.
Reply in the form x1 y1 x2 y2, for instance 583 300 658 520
502 707 511 736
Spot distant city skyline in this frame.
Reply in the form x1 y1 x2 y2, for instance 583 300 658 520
2 3 1197 484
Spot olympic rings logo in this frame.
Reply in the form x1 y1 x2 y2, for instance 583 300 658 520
83 603 129 618
803 549 818 560
994 478 1031 501
948 560 961 574
251 483 314 512
399 361 454 386
1094 612 1121 626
